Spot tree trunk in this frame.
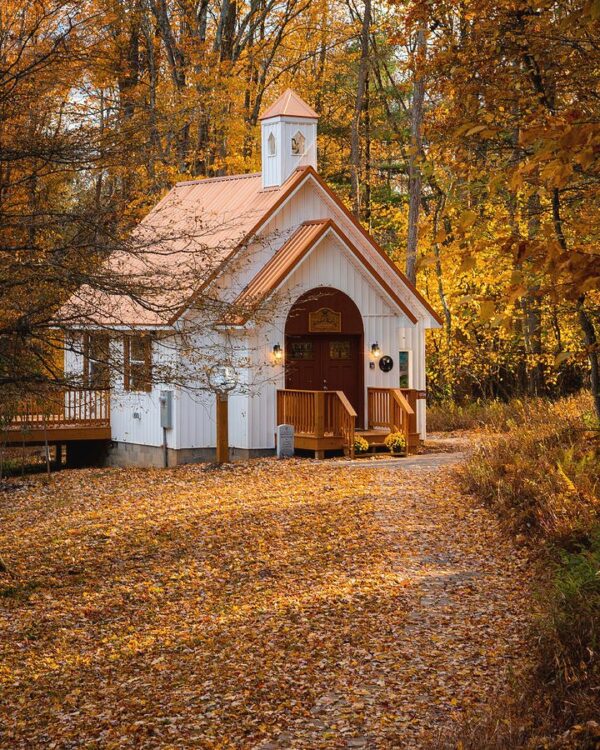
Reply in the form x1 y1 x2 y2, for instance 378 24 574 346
349 0 371 219
406 26 426 284
523 191 543 395
364 71 371 228
552 187 600 419
578 294 600 420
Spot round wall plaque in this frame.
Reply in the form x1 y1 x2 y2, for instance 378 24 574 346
379 355 393 372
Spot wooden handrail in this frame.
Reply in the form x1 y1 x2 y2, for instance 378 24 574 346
391 389 414 416
333 390 356 459
367 387 416 451
276 389 356 458
334 390 357 418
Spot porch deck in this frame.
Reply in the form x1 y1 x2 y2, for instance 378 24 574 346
1 390 111 446
277 387 421 458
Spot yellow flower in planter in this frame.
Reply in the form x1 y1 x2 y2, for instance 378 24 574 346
384 432 407 454
354 435 370 454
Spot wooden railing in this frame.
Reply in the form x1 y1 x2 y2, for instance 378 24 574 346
276 389 357 457
367 387 417 452
5 389 111 430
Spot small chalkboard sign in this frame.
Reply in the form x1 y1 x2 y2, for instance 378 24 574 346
276 424 295 458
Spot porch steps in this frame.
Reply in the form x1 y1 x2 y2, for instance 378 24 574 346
356 429 388 446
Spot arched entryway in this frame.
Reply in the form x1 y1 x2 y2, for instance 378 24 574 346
285 287 364 424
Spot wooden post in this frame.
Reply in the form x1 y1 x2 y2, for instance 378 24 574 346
315 391 325 459
216 392 229 464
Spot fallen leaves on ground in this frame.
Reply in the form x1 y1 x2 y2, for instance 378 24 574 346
0 457 532 749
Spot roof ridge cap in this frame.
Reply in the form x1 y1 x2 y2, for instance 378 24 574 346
175 172 261 187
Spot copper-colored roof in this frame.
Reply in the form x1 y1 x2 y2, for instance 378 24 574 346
259 89 319 121
229 218 422 325
230 220 330 321
61 169 311 327
61 162 441 329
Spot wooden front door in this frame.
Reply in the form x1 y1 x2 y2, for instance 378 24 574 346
285 287 365 425
285 334 361 415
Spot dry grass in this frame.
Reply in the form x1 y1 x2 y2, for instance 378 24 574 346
429 393 600 749
460 394 598 544
427 399 526 432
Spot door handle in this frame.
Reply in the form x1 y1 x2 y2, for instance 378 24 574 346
323 379 328 390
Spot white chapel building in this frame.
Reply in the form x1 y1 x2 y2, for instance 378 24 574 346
64 89 442 466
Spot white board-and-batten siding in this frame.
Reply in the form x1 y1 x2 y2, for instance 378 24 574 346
230 231 426 451
65 332 182 449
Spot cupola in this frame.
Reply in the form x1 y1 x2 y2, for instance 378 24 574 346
259 89 318 189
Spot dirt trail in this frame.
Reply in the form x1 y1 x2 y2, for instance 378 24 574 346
262 455 532 748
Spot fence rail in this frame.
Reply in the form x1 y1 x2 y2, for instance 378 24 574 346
3 389 111 430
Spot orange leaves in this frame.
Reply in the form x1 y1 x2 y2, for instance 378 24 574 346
453 122 499 140
478 300 496 323
0 458 533 748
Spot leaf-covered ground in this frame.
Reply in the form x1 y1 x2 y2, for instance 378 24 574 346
0 456 532 749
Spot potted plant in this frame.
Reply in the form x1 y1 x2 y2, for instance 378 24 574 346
384 432 407 457
353 435 370 457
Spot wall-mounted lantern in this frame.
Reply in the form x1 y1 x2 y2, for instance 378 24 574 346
273 343 283 362
370 342 381 359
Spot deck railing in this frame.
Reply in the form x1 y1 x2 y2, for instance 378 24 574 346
276 389 357 457
5 389 111 430
367 387 416 451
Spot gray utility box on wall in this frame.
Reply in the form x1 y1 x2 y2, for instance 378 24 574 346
159 390 173 429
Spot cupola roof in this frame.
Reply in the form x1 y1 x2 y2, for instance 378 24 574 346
259 89 319 121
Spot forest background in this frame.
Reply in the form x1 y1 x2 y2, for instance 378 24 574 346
1 0 599 412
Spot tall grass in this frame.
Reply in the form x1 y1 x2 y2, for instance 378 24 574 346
427 399 526 432
461 395 598 544
430 393 600 748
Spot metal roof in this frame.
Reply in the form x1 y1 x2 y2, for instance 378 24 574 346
259 89 319 121
228 220 330 322
61 169 310 327
228 218 423 325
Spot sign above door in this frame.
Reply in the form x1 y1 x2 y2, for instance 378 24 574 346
308 307 342 333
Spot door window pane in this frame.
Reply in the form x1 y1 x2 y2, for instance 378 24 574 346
329 340 351 360
289 341 314 360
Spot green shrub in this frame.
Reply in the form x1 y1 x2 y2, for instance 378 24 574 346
542 528 600 686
